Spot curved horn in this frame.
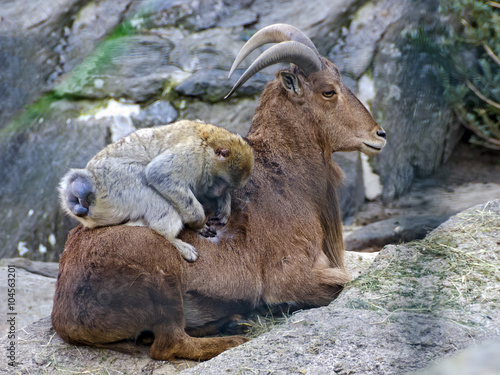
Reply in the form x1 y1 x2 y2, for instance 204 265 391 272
225 41 322 99
228 23 321 78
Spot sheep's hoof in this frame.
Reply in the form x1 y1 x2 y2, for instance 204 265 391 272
222 319 252 335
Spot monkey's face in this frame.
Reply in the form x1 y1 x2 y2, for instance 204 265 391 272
206 176 230 198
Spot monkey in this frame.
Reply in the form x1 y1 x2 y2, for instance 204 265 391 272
59 120 254 262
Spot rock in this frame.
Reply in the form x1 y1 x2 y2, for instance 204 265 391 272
0 266 56 336
0 113 111 260
0 0 476 261
176 69 272 102
0 0 131 128
54 34 177 102
156 27 243 73
410 339 500 375
132 100 178 127
333 152 365 221
369 0 463 201
178 200 500 374
63 0 133 72
0 258 59 278
252 0 356 55
182 98 258 135
344 214 451 251
0 0 80 36
344 251 378 279
328 0 407 79
2 202 498 373
0 317 189 374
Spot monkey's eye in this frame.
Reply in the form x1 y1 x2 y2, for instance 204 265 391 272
322 90 336 98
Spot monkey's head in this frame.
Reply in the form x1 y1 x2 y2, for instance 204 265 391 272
210 136 254 196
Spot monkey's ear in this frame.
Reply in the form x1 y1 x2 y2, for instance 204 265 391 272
215 148 231 160
279 71 302 96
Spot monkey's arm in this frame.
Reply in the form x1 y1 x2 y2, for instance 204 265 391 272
145 151 206 230
213 191 231 225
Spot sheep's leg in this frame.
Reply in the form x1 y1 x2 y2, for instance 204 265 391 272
307 267 351 306
149 275 248 361
186 314 252 337
151 326 248 361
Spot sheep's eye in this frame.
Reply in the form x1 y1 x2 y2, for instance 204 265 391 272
322 90 336 98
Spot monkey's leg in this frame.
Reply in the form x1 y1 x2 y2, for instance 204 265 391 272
144 205 199 262
145 152 206 229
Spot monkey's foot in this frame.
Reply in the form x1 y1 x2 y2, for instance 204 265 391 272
172 240 198 262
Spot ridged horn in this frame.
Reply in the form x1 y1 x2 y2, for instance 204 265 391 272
228 23 321 78
225 41 323 99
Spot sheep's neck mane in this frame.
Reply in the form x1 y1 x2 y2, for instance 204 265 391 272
245 81 345 269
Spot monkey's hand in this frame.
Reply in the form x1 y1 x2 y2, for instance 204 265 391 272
198 223 217 238
207 211 229 226
213 191 231 226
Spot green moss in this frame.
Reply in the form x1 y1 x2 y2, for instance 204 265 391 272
160 78 182 102
0 92 62 138
107 20 138 40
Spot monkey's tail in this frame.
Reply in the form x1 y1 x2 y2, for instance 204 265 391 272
59 169 96 218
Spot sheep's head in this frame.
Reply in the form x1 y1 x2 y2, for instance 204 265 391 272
226 23 386 156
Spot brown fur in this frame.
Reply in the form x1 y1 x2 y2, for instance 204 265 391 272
52 55 386 360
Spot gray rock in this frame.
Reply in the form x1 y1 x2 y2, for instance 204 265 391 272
181 97 258 135
0 0 80 36
0 258 59 278
0 113 111 260
0 36 47 130
132 100 178 127
0 0 130 127
333 151 365 221
252 0 357 56
0 0 476 266
179 200 500 374
164 27 246 72
0 267 56 337
344 214 451 251
176 69 271 102
0 0 79 128
54 34 178 102
410 339 500 375
328 0 407 79
0 317 187 374
369 1 463 201
63 0 133 72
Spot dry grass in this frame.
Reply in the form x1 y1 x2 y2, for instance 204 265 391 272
347 205 500 318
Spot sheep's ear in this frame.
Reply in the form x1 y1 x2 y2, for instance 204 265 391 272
279 71 302 96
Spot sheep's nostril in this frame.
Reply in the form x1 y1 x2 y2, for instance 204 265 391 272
377 130 386 139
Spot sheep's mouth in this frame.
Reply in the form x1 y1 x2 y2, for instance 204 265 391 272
363 143 382 151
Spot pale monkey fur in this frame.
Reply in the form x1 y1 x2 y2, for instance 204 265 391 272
59 120 254 262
